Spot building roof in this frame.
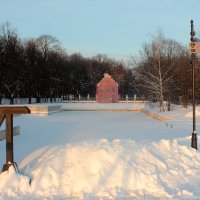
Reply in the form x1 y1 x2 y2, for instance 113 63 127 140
97 73 118 86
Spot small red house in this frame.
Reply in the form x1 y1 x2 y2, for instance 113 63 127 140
96 73 119 103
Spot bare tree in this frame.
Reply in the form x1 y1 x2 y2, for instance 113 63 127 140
36 34 62 61
134 32 184 111
35 35 63 101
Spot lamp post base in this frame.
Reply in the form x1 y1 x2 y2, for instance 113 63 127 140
191 133 198 150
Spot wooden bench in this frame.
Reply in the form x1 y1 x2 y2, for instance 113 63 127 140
0 126 20 141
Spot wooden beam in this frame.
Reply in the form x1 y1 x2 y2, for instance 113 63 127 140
0 106 31 114
0 113 5 126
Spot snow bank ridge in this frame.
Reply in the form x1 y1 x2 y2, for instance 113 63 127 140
61 103 172 121
142 109 171 121
1 139 200 199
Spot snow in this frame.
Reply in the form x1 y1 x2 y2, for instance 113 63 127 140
185 109 200 118
0 103 200 199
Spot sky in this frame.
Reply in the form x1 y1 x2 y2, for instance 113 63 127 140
1 0 200 61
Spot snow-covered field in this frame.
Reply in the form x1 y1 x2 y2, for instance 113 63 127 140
1 103 200 199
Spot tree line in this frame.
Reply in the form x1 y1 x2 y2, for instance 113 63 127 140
0 22 135 104
0 22 198 110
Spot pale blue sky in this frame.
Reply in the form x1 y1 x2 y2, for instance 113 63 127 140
1 0 200 61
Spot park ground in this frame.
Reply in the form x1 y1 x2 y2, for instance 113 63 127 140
0 103 200 199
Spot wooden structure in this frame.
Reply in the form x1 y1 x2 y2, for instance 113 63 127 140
0 106 30 172
0 126 20 141
96 73 119 103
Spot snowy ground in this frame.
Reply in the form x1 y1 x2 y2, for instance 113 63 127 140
1 103 200 199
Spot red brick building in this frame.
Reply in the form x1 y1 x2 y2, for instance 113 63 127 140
96 73 119 103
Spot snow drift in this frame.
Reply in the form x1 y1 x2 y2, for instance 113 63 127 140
1 138 200 200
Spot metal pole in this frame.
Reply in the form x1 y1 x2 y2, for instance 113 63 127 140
191 20 197 149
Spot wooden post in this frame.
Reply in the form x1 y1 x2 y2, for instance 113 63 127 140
6 113 14 164
0 106 30 173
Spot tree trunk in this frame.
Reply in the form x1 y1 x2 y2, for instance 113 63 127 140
159 94 164 112
158 59 165 112
0 94 3 105
167 100 171 111
36 95 41 103
182 92 188 109
28 97 32 104
10 97 14 105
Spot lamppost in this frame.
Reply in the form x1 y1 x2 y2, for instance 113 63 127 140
190 20 197 150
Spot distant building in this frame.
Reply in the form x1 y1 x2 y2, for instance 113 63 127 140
96 73 119 103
